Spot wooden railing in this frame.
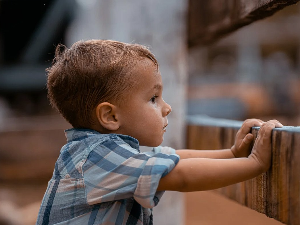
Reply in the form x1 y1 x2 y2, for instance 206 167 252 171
188 0 300 47
186 115 300 225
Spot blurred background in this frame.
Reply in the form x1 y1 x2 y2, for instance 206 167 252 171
188 4 300 124
0 0 299 224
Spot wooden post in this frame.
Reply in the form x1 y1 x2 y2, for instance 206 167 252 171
187 115 300 225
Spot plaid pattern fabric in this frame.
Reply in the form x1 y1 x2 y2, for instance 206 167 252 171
36 129 179 225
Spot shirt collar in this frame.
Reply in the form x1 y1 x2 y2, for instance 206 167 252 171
64 128 140 151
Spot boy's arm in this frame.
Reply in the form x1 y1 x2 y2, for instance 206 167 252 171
176 119 264 159
158 157 260 192
176 149 234 159
157 120 282 192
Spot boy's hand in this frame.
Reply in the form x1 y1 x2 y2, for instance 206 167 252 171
249 120 283 172
231 119 263 158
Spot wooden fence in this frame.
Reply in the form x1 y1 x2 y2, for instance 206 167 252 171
186 115 300 225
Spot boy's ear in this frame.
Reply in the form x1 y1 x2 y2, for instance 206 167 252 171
95 102 120 131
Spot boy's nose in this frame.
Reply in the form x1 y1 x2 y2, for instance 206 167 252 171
164 102 172 116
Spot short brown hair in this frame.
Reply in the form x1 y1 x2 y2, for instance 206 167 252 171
47 39 158 128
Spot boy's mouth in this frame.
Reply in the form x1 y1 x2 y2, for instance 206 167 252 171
163 124 168 131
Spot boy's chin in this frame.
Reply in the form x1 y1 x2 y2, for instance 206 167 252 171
140 138 163 147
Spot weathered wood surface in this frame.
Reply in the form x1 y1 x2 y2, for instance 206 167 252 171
187 115 300 225
188 0 300 47
0 129 65 182
0 116 69 182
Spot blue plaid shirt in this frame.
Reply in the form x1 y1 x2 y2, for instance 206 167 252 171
36 129 179 225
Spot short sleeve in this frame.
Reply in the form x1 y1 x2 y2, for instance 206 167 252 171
82 137 179 209
134 146 179 208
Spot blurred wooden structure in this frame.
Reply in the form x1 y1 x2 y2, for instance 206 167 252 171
187 115 300 225
188 0 300 47
0 116 69 182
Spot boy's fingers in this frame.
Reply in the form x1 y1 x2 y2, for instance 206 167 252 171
265 120 283 128
258 122 276 140
258 120 283 138
238 133 254 149
239 119 264 136
243 133 254 145
256 120 283 139
244 119 264 127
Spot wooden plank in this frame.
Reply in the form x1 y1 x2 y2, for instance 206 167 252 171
0 116 69 182
188 0 300 47
186 115 300 225
0 129 65 182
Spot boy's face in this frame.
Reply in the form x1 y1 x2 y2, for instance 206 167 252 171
116 59 171 147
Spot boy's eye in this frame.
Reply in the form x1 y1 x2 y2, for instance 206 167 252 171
150 95 158 103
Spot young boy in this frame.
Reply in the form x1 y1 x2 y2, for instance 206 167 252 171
36 39 283 225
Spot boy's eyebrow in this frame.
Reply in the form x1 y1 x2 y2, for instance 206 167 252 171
153 84 162 90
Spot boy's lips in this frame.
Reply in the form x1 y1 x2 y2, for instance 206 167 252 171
163 124 168 131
